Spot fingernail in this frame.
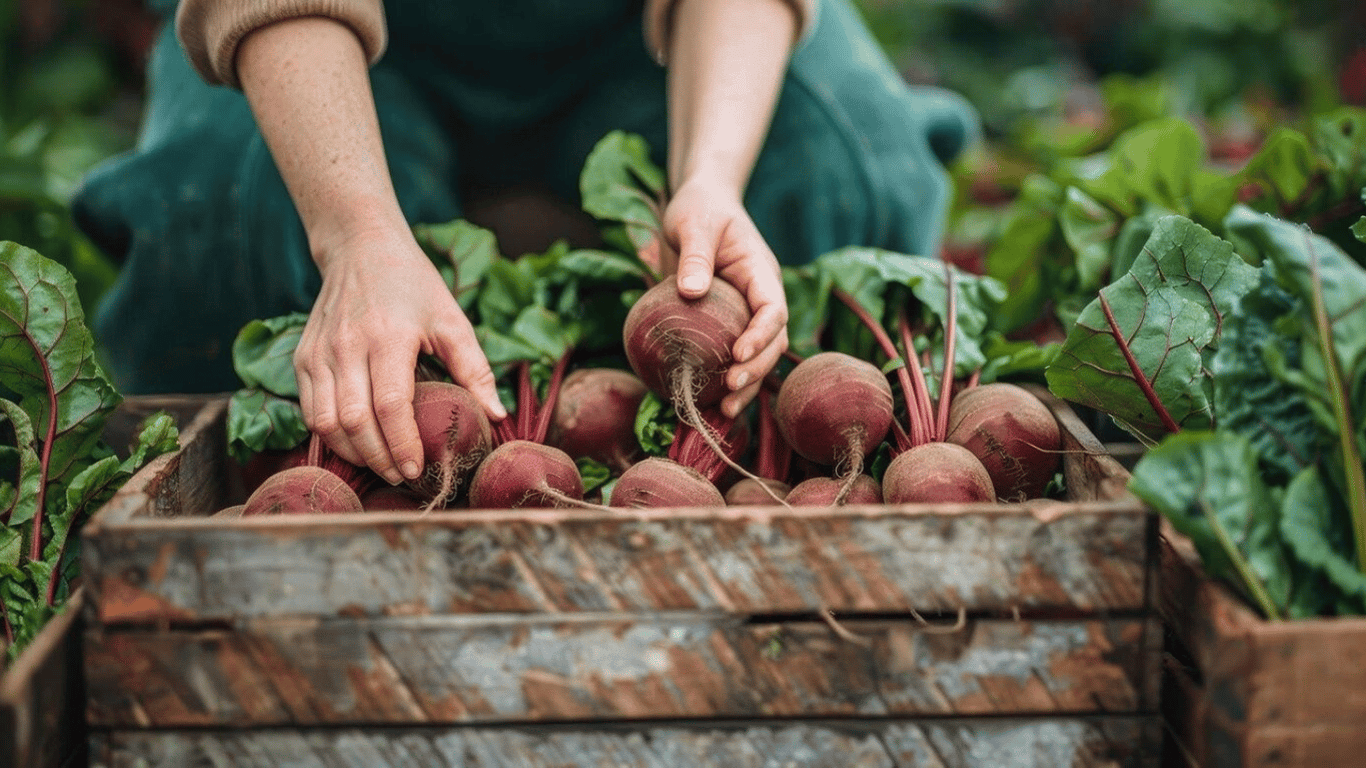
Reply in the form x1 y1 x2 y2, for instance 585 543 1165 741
401 461 420 480
734 371 750 389
681 274 707 293
384 469 404 486
735 345 751 362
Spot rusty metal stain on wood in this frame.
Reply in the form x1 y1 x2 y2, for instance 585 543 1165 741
91 718 1160 768
87 507 1150 622
85 615 1158 728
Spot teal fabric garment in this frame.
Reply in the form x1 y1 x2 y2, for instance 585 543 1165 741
73 0 978 394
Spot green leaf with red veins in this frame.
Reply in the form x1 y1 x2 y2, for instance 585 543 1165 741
812 248 1005 376
0 241 121 490
1046 216 1259 443
413 219 500 310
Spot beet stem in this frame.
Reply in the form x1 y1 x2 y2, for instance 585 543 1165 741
898 311 934 447
936 259 958 442
531 347 573 445
672 365 790 508
832 286 920 447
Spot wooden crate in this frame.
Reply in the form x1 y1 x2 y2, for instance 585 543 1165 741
82 390 1161 767
0 394 214 768
0 589 83 768
1160 526 1366 767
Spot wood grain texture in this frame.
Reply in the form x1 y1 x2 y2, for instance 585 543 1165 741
85 614 1161 727
86 501 1151 623
0 588 84 768
1160 523 1366 766
91 718 1161 768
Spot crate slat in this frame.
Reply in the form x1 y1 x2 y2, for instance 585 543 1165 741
86 613 1160 727
91 718 1161 768
1160 524 1366 765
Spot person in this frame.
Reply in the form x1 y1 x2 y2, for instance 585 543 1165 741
74 0 977 488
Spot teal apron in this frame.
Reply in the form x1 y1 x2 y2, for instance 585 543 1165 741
73 0 977 394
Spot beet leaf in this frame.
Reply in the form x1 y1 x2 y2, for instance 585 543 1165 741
1046 215 1260 443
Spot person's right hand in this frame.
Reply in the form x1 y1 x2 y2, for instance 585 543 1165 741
293 228 506 486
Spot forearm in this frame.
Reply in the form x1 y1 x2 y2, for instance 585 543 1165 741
666 0 797 195
236 16 407 270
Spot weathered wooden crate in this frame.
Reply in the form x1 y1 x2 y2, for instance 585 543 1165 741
82 389 1161 767
1160 525 1366 767
0 394 213 768
0 588 83 768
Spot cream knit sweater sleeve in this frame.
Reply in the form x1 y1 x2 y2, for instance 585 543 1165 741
176 0 814 88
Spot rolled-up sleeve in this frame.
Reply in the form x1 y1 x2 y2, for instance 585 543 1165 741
642 0 815 65
176 0 388 88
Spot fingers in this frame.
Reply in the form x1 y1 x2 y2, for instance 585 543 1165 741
432 317 506 423
674 218 722 299
723 324 788 419
369 343 423 481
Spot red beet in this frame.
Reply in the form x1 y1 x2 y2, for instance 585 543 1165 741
468 440 585 509
724 478 791 506
242 465 364 515
946 383 1061 501
407 381 493 508
547 368 648 472
775 352 894 468
622 276 749 408
784 475 883 507
881 442 995 504
609 457 724 509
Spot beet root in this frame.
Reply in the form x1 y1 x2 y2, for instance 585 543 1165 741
468 440 585 509
609 457 725 509
776 352 894 468
882 442 995 504
547 368 648 472
946 383 1061 501
408 380 493 508
242 466 365 515
622 276 749 407
785 475 883 507
724 478 791 506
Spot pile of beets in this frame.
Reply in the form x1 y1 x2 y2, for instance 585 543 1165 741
223 272 1062 516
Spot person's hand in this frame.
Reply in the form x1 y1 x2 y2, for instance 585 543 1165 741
293 228 506 485
646 177 789 419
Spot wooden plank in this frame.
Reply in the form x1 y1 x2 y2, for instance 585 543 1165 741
90 718 1161 768
85 501 1150 622
0 588 85 768
1159 523 1366 765
85 613 1160 727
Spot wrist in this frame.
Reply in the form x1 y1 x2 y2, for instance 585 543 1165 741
670 170 745 204
307 203 416 273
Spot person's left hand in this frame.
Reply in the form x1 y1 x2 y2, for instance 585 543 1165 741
642 177 789 419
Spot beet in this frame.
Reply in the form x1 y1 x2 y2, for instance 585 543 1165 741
946 383 1061 501
468 440 585 509
623 276 749 408
547 368 648 472
609 457 725 509
881 442 995 504
724 478 791 506
785 475 883 506
242 465 364 515
775 352 894 467
407 380 493 509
